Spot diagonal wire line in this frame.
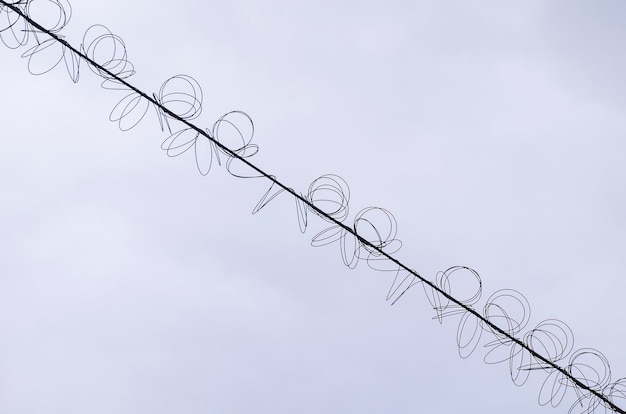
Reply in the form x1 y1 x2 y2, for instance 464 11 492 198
1 2 624 413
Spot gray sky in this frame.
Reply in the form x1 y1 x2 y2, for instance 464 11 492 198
1 1 625 413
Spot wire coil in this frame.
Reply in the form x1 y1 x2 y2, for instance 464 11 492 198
1 1 624 413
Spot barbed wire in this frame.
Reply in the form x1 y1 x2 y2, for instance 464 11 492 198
1 1 624 413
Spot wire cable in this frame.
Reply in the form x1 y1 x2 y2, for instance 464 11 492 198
1 1 624 413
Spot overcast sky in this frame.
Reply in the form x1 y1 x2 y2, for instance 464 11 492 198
1 1 625 413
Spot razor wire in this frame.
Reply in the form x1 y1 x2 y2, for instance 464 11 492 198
1 1 625 413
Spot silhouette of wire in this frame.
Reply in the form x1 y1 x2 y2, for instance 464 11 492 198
1 1 624 413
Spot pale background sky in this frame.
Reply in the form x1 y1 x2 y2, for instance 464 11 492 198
1 1 625 413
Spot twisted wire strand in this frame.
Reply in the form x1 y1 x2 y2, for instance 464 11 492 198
1 1 624 413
